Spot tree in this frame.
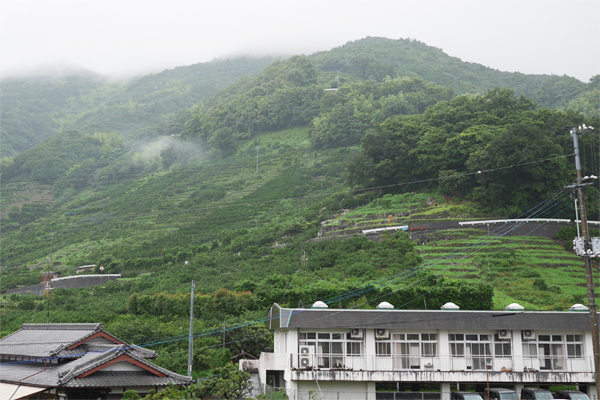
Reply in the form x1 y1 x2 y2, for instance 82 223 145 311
143 383 195 399
466 121 570 211
121 390 141 399
198 364 253 400
208 127 237 157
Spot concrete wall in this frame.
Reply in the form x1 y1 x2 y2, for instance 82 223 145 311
6 275 120 295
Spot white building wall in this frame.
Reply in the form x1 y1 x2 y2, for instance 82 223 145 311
584 331 596 373
297 381 369 400
512 329 524 372
515 383 525 396
288 330 298 353
101 361 144 372
274 331 281 354
365 328 376 371
441 382 451 400
439 330 450 372
261 318 597 398
367 382 376 400
87 337 115 345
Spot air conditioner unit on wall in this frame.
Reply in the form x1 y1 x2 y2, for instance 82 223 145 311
350 328 364 339
375 329 390 339
497 330 511 340
299 345 314 368
522 330 536 340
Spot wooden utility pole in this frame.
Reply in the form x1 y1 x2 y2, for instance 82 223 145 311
568 125 599 399
188 280 195 377
47 232 54 324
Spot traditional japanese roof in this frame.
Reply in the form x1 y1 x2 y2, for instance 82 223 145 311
267 303 591 331
0 324 191 390
0 323 155 359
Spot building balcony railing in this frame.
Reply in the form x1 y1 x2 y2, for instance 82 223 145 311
290 353 595 374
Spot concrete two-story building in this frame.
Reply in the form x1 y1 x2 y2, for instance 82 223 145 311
243 302 598 400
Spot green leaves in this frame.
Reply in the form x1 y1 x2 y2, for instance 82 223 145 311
350 88 589 214
311 77 455 149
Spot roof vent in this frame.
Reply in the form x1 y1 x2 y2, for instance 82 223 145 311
376 302 394 309
505 303 525 311
569 303 589 312
311 301 328 309
441 302 460 310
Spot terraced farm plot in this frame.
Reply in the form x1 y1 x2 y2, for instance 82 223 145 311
416 229 598 310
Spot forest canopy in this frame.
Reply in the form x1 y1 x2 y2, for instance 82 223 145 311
347 88 594 214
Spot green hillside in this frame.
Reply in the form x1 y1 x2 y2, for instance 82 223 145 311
1 37 599 377
3 37 597 158
310 37 590 109
0 57 275 157
0 71 109 157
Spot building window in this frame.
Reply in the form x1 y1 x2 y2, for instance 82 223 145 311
494 334 512 358
376 342 391 356
347 342 363 356
449 333 493 370
566 335 583 359
522 333 582 370
374 333 439 369
299 331 363 368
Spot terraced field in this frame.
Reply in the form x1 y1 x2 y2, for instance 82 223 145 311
312 192 598 311
415 228 595 310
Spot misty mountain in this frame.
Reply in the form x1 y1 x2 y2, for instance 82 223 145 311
309 37 589 108
1 37 599 373
0 56 275 157
0 72 107 157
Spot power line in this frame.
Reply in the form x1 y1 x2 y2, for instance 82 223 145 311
1 153 581 233
129 191 576 348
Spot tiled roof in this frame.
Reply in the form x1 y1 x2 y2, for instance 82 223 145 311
0 324 103 358
0 346 191 388
0 323 156 359
0 323 190 390
65 371 190 388
268 304 592 331
0 363 61 387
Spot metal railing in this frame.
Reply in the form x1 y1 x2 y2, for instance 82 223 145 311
290 353 595 374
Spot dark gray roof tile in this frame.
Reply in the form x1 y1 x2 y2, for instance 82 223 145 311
0 324 102 358
65 371 191 388
269 304 591 331
0 324 191 389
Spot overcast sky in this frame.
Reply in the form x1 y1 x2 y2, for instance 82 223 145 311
1 0 598 82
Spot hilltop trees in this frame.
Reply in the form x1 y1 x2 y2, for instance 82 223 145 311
183 56 323 148
348 88 587 213
310 77 455 149
182 57 455 154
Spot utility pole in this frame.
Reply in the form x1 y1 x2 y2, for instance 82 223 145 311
567 124 599 399
188 280 195 377
256 145 259 173
47 232 54 324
